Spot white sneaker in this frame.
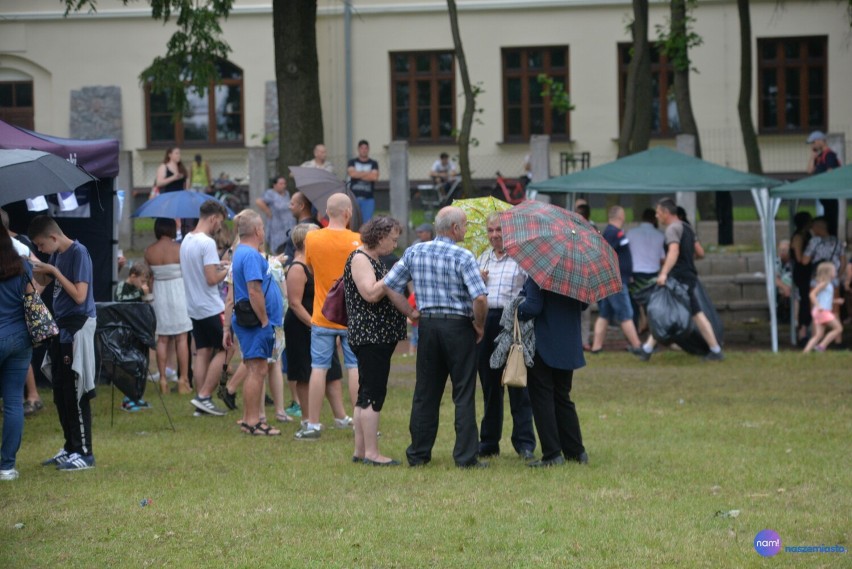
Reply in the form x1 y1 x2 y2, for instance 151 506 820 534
165 367 178 382
334 416 353 429
191 396 226 417
150 372 161 382
0 469 19 481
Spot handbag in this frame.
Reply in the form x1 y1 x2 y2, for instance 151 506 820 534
321 277 347 326
501 309 527 388
234 299 261 327
22 276 59 346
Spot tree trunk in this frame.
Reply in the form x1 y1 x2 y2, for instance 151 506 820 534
273 0 324 177
447 0 475 199
737 0 763 175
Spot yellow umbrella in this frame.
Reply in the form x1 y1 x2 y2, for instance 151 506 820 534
453 196 513 258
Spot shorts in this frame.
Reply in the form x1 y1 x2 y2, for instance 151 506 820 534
811 308 835 325
598 285 634 322
234 323 275 360
352 343 396 412
310 325 358 370
267 326 285 364
190 314 223 350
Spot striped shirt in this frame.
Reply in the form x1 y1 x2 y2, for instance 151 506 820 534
477 248 526 309
385 236 487 317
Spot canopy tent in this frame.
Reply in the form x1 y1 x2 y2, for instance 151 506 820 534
0 119 120 302
769 163 852 200
529 146 786 351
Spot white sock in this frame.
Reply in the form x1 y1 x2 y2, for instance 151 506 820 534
642 344 653 354
308 422 321 431
710 345 721 354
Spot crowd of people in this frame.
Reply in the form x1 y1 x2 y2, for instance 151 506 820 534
1 133 848 480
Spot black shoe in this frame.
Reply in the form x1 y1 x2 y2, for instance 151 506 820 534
518 449 536 461
566 452 589 465
362 458 401 466
703 351 724 362
634 348 652 362
458 460 489 469
264 394 274 406
528 456 566 468
217 384 237 410
478 449 499 459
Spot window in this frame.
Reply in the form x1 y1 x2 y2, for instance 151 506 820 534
617 43 679 136
502 46 570 141
758 36 827 133
390 51 455 143
145 59 244 146
0 81 34 130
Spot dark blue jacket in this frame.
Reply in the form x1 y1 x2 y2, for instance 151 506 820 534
517 278 586 371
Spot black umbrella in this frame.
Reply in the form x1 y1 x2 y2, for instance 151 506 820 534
0 148 97 207
288 166 363 230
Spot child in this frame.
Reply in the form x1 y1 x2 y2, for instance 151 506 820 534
28 215 98 471
114 262 154 302
803 262 844 353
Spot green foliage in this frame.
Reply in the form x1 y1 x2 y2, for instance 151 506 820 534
537 74 574 115
656 0 703 73
65 1 235 119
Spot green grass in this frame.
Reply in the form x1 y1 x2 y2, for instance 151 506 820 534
1 350 849 567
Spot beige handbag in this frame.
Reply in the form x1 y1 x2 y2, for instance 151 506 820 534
501 309 527 388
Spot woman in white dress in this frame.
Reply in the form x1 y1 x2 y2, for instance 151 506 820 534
144 218 193 394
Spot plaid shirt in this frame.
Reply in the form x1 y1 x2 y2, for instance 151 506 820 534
477 248 526 309
385 236 487 317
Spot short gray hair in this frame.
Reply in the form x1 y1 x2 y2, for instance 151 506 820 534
236 209 263 237
435 206 465 235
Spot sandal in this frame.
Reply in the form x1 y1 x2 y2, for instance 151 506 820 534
275 411 293 423
240 421 281 436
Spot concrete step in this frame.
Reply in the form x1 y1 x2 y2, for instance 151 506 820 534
695 252 765 277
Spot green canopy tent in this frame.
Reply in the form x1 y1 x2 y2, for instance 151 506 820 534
769 164 851 346
529 146 786 351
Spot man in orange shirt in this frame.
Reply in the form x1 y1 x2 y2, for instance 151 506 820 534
295 193 362 440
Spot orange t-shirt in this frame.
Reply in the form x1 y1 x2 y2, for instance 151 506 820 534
304 227 361 329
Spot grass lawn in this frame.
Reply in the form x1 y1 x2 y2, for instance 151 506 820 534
2 350 849 568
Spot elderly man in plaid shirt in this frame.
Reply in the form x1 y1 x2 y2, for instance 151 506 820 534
383 206 488 468
476 213 536 461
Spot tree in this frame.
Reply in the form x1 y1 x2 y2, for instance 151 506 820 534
618 0 652 160
65 0 324 178
737 0 763 175
447 0 475 198
272 1 324 174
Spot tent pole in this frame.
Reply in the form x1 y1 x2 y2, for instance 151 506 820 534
752 188 779 353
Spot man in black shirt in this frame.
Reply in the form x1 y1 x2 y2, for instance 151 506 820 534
347 139 379 223
636 198 724 362
806 130 841 236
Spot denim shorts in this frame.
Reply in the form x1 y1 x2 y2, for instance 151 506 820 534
598 284 634 322
310 325 358 369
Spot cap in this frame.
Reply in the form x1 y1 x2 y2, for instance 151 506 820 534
806 130 826 144
415 223 433 233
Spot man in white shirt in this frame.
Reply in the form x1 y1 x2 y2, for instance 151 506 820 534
429 152 458 197
626 208 665 332
180 200 230 416
300 144 334 174
476 213 536 460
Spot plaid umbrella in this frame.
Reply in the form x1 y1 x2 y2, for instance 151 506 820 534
497 200 621 304
453 196 513 257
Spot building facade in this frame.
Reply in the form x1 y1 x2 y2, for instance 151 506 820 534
1 0 848 190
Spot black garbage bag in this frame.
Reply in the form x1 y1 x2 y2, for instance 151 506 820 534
673 280 725 355
647 277 693 344
95 302 157 401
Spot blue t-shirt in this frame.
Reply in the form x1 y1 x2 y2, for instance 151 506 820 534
50 241 96 340
232 244 283 327
0 261 32 337
602 223 633 282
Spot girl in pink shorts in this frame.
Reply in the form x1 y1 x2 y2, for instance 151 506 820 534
803 262 844 353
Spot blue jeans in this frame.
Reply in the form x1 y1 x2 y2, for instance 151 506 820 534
356 197 375 224
1 330 32 470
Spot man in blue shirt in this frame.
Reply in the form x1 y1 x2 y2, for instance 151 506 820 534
227 210 283 436
29 215 98 471
383 206 488 468
590 206 643 354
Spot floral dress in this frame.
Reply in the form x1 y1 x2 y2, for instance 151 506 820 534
343 250 406 347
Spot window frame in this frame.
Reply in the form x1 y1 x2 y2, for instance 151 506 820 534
144 61 245 148
389 50 456 144
0 80 35 130
757 36 827 134
501 45 571 143
617 42 678 138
